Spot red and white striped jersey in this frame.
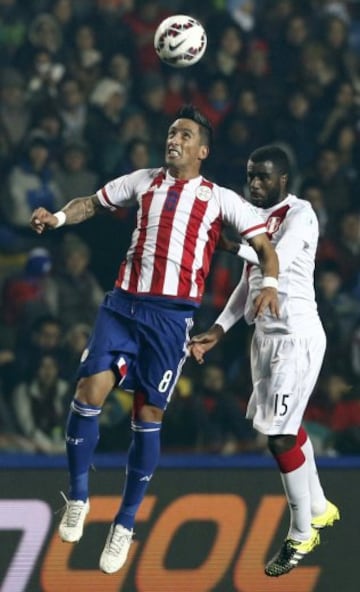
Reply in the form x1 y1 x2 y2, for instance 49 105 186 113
97 167 266 303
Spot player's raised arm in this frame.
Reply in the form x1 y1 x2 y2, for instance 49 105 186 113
248 232 280 318
30 194 103 234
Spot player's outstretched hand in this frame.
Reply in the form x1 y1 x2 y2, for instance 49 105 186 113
30 207 59 234
253 287 279 318
188 324 225 364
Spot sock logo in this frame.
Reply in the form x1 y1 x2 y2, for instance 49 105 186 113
66 436 85 445
139 474 153 482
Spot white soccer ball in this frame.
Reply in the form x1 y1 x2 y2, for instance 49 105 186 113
154 14 207 68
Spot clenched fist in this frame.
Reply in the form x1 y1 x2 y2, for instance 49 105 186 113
30 207 60 234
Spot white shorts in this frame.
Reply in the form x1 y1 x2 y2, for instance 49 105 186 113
246 328 326 435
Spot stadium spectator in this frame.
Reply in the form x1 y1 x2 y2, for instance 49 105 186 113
4 131 62 227
0 67 30 154
60 322 92 385
14 314 64 384
122 0 170 73
315 261 360 372
301 147 355 225
86 77 132 177
1 247 54 338
190 75 232 132
14 12 64 73
0 0 27 68
304 372 360 455
316 210 360 289
65 22 103 98
106 51 134 95
137 72 172 155
115 138 152 176
192 363 259 454
202 19 247 89
12 353 69 454
48 233 104 329
300 181 328 236
54 139 98 203
57 77 90 140
270 13 311 85
26 48 65 107
31 106 64 163
274 89 317 171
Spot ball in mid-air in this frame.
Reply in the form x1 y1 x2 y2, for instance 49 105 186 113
154 14 207 68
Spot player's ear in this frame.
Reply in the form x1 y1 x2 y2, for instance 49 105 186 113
198 145 209 161
280 173 288 189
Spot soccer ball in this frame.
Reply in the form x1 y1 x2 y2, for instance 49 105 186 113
154 14 207 68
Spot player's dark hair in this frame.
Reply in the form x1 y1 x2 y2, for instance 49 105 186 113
176 104 213 148
249 145 291 176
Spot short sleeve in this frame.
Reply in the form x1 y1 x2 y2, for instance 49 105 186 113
97 169 150 210
217 186 266 239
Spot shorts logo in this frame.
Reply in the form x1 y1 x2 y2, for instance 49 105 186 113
80 348 89 363
196 185 212 202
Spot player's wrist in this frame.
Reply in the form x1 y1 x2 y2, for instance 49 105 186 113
53 211 66 228
262 276 278 289
212 323 226 339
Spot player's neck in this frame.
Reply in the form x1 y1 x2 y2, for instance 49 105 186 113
167 165 202 181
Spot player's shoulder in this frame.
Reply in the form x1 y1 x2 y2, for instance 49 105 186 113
127 167 163 183
209 178 247 203
286 194 319 235
287 194 316 218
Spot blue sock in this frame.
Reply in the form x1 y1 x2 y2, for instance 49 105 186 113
115 420 161 530
65 399 101 501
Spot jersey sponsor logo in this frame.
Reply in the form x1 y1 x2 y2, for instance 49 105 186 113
196 185 212 202
164 189 180 211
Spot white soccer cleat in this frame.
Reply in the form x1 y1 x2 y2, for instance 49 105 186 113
99 523 134 574
58 494 90 543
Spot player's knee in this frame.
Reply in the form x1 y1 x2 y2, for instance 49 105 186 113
132 391 163 422
75 373 115 407
268 434 296 456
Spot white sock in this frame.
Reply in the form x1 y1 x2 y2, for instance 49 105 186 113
301 436 327 517
280 462 312 541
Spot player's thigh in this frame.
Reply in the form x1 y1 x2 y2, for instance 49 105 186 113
137 311 193 409
78 304 138 383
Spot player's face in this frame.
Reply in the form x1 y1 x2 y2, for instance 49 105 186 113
247 159 287 208
165 118 208 176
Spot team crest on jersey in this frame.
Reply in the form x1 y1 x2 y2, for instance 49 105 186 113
267 216 282 235
196 185 212 202
80 348 89 363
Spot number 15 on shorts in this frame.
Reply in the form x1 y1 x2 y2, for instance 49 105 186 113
274 393 290 416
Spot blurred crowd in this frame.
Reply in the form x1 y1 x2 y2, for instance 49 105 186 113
0 0 359 457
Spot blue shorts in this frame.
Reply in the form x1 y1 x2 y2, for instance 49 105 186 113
77 289 195 409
